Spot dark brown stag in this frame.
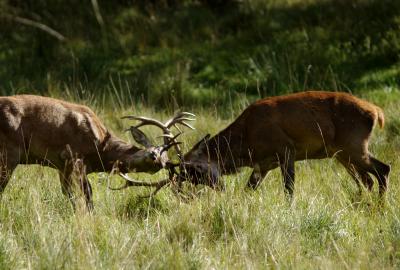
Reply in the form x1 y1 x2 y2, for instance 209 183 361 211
0 95 194 209
174 91 390 198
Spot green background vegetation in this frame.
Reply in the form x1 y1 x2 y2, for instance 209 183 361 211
1 0 400 269
1 0 399 108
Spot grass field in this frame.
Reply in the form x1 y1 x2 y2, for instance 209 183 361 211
0 90 399 269
1 0 399 268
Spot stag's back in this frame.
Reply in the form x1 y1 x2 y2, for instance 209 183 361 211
0 95 109 161
220 91 384 160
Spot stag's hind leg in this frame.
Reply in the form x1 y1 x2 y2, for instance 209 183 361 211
278 148 296 198
366 155 390 195
350 154 390 196
335 117 390 196
337 157 374 194
337 151 390 197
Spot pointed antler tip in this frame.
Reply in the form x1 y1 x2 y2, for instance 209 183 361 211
181 112 196 117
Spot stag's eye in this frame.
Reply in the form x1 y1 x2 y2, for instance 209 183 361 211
150 152 157 161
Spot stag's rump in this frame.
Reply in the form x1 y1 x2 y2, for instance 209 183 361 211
330 92 384 153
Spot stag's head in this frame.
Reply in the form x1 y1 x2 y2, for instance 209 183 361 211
175 134 221 188
109 112 222 195
121 112 196 174
121 126 171 173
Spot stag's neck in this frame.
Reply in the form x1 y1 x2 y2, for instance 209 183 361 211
206 131 247 173
91 134 139 173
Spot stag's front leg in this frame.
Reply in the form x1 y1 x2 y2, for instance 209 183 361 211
0 150 17 197
59 170 73 200
0 165 16 196
246 161 278 190
247 164 266 190
79 175 93 211
59 158 93 211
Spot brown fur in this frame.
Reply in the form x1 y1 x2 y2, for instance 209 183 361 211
181 91 390 197
0 95 169 210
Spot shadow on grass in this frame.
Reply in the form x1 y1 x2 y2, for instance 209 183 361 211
117 195 168 220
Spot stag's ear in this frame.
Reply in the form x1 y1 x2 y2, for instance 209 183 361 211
129 126 152 148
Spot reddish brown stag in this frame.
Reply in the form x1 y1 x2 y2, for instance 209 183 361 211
176 91 390 198
0 95 194 209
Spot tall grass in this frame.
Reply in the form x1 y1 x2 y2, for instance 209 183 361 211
0 89 399 269
1 0 399 268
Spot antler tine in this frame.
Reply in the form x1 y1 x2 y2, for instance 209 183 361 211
123 113 195 135
158 131 182 141
123 112 195 159
120 173 175 198
166 129 185 157
119 173 170 187
177 111 196 119
122 115 169 133
138 169 182 199
156 112 195 157
158 132 180 140
165 112 196 129
174 124 183 134
170 116 196 123
174 121 195 130
167 111 195 119
161 141 182 154
169 116 196 129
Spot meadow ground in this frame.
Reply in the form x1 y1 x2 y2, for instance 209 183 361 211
0 90 399 269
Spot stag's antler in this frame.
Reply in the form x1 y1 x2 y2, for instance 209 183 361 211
109 112 195 196
122 111 195 158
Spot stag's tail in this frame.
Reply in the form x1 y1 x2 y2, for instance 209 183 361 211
357 99 385 130
375 105 385 129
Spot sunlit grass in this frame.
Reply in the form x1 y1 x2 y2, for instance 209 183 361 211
0 90 399 269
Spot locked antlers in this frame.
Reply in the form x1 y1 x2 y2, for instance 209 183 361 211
123 111 195 159
108 112 195 195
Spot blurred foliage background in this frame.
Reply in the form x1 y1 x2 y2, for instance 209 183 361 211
0 0 399 108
